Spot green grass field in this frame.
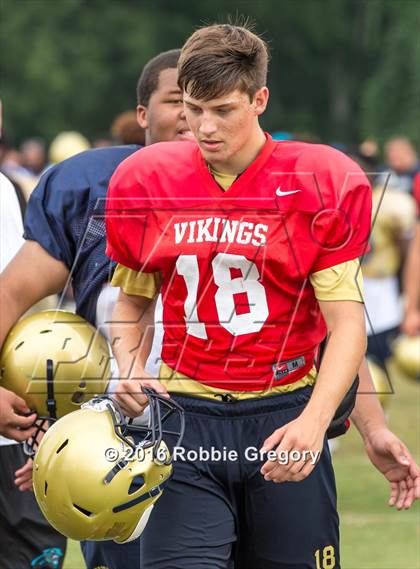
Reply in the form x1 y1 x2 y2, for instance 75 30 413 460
63 371 419 569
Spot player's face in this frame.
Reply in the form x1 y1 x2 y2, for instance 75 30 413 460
137 68 194 145
385 140 418 173
183 87 269 173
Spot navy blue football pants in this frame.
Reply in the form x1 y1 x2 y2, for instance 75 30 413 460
80 536 141 569
140 386 340 569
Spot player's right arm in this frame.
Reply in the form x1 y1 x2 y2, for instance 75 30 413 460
110 265 168 417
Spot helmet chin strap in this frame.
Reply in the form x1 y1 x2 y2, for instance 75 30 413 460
45 359 57 420
23 359 58 457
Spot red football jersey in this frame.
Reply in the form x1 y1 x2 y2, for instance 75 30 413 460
106 135 371 391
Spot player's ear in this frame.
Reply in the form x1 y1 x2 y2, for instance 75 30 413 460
137 105 148 129
253 87 269 116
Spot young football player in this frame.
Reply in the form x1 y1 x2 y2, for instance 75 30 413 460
106 24 419 569
0 48 191 569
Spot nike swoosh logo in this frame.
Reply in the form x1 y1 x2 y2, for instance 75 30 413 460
275 187 301 197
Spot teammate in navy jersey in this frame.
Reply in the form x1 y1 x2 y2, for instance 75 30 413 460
0 48 193 569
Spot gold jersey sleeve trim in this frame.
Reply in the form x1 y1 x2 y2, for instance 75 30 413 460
310 259 364 302
111 264 161 299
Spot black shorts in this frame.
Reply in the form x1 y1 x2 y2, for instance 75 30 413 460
0 444 67 569
80 536 141 569
140 386 340 569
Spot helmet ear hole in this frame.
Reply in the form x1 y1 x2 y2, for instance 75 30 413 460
71 392 85 404
44 481 48 496
128 475 145 495
79 381 86 389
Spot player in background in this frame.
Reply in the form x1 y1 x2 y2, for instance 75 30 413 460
106 24 419 569
377 136 420 195
362 177 416 367
0 49 191 569
0 98 67 569
402 172 420 336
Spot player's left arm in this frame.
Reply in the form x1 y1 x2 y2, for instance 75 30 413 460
351 359 420 509
261 299 366 483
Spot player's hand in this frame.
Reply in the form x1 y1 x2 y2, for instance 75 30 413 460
15 457 34 492
401 309 420 337
114 371 169 418
260 415 325 483
363 427 420 510
0 386 37 442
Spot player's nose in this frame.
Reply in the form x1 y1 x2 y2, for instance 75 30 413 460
199 115 217 137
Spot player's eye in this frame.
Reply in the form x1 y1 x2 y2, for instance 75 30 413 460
217 108 231 115
187 106 201 114
165 99 183 104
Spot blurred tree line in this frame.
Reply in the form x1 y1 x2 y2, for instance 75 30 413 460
1 0 419 146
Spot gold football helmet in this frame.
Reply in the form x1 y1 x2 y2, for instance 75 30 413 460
33 391 184 543
0 310 111 453
392 335 420 381
367 358 393 409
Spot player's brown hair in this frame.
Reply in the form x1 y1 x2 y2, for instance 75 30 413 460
178 23 269 102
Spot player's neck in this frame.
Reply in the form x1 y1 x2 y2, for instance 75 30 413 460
206 128 267 176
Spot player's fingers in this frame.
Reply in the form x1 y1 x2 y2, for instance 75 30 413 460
396 480 408 510
413 473 420 500
403 480 415 509
115 381 148 412
124 380 150 407
388 482 399 507
15 467 33 489
263 461 288 483
15 474 32 487
15 459 33 478
260 426 286 454
11 393 32 414
18 479 33 492
261 444 290 476
4 426 37 443
142 380 169 397
260 456 278 476
287 456 308 477
12 412 37 430
288 459 315 482
263 443 295 480
114 391 145 418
